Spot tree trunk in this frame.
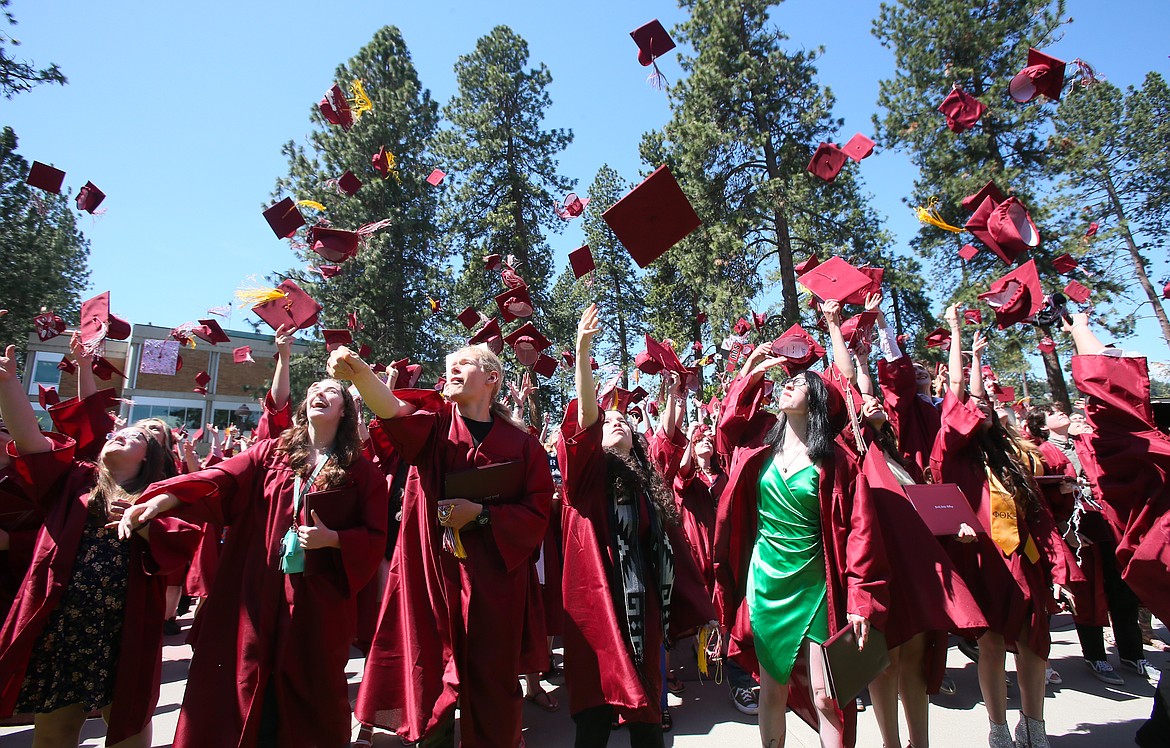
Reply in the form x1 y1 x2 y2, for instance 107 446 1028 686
1036 325 1071 410
1103 170 1170 354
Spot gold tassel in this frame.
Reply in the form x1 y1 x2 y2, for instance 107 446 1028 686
350 79 373 120
297 200 326 211
915 197 964 233
235 286 288 306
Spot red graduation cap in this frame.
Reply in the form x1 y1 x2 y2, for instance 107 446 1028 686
92 356 125 382
647 400 659 418
769 325 826 375
695 312 708 324
263 197 306 239
1085 221 1099 238
732 317 752 336
358 344 372 359
57 357 78 375
753 311 767 331
322 329 352 352
630 19 676 66
38 384 60 409
494 286 534 322
961 180 1006 213
963 309 983 325
251 279 323 332
1038 336 1056 354
556 193 590 220
533 354 558 378
372 146 396 179
26 162 66 193
33 310 66 342
1163 282 1170 301
842 133 875 162
307 224 360 263
500 263 527 290
484 254 503 271
795 254 821 275
561 350 575 368
75 182 106 213
468 318 504 355
966 196 1025 265
193 370 211 394
644 333 688 375
314 264 343 279
842 266 884 305
994 385 1017 403
924 328 952 349
978 259 1045 329
391 358 423 388
426 169 446 186
505 322 552 367
80 291 132 350
986 196 1041 257
1010 48 1067 104
457 306 481 329
1063 279 1092 304
602 165 701 269
635 350 662 376
807 142 848 182
569 245 595 278
319 83 354 131
840 311 878 351
797 256 873 304
232 346 255 364
958 243 980 261
937 87 987 133
337 171 362 196
193 319 230 345
1052 253 1078 275
346 310 362 331
598 379 635 414
630 386 649 404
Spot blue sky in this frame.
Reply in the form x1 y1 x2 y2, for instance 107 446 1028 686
5 0 1169 371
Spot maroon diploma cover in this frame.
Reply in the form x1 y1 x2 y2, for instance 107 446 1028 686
903 483 982 536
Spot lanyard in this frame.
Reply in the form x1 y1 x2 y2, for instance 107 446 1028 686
292 452 332 524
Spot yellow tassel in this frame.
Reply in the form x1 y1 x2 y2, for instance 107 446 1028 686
297 200 326 211
235 286 288 306
698 627 711 678
350 79 373 120
915 197 964 233
452 528 467 559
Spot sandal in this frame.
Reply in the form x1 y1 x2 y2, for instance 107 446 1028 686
666 672 686 695
523 689 559 712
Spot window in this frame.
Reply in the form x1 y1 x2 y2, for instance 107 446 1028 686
129 403 205 432
26 351 64 395
211 403 260 433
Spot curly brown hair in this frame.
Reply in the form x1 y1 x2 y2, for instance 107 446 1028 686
604 430 679 527
273 379 363 490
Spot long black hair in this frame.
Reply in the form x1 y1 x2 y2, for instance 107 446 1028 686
764 370 837 463
603 425 679 526
974 416 1043 514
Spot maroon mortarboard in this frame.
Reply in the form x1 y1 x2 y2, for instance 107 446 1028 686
1063 280 1092 304
590 357 599 370
978 259 1044 329
753 311 767 331
630 386 649 404
322 329 353 352
635 350 662 376
457 306 481 329
319 83 354 130
561 350 575 368
251 279 323 332
468 318 504 355
630 19 675 67
569 245 595 278
372 363 387 374
57 358 77 375
426 169 445 186
840 311 878 351
556 193 590 220
92 356 125 382
1164 281 1170 301
644 334 688 375
1052 253 1078 275
732 317 752 336
691 340 703 355
190 427 205 442
842 133 875 162
843 266 884 305
372 146 393 178
484 254 503 271
961 180 1006 212
33 310 66 342
232 346 255 364
1010 48 1066 104
986 197 1041 258
1038 336 1056 354
193 318 230 345
346 310 362 331
505 322 552 367
193 370 211 394
80 291 132 349
995 386 1017 403
963 309 983 325
494 286 534 322
316 264 343 279
500 264 526 290
807 142 848 182
966 196 1022 265
695 312 708 324
391 358 423 388
307 224 360 263
599 383 635 414
628 406 644 421
26 162 66 193
38 384 60 409
358 344 372 359
602 165 701 269
769 325 826 375
75 182 106 213
797 256 873 304
263 197 306 239
924 328 952 349
937 87 987 133
795 255 821 275
338 171 362 196
533 354 558 378
958 243 980 261
175 354 183 373
647 400 659 417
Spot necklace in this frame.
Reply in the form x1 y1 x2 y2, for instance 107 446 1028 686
776 447 808 475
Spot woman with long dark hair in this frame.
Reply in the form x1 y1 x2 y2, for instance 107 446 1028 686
559 304 715 747
119 378 389 748
929 306 1078 748
0 344 201 748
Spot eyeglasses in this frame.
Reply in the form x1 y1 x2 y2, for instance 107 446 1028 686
783 376 809 389
105 429 149 444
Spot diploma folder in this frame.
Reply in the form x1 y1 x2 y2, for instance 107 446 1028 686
820 625 890 704
903 483 982 536
443 461 526 504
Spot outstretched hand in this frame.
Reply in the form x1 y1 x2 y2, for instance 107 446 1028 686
0 345 17 383
576 304 601 353
327 345 367 381
820 299 842 327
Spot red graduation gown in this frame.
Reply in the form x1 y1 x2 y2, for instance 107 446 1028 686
139 439 389 748
45 388 120 463
672 460 724 597
929 392 1077 659
877 356 940 482
1071 354 1170 623
0 435 201 745
0 465 43 619
557 401 716 723
354 393 552 747
712 375 889 745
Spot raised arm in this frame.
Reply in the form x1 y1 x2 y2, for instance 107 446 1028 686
854 352 876 397
660 370 683 439
0 345 53 455
945 304 965 399
69 332 97 401
969 329 988 401
822 299 854 384
328 346 415 420
575 304 601 431
270 324 294 411
1064 312 1106 356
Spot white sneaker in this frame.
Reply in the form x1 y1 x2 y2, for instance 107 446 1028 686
1045 667 1062 685
1085 659 1125 685
1121 658 1159 682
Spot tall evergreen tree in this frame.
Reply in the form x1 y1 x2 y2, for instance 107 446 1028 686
437 26 574 317
274 26 443 385
0 127 90 357
0 0 65 99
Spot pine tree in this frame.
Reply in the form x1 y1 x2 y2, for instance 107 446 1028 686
0 0 66 99
274 26 444 387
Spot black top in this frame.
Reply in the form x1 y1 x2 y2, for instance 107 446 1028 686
463 414 494 446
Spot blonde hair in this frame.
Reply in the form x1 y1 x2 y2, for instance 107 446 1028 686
446 345 525 431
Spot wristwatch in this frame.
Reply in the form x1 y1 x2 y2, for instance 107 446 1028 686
475 506 491 527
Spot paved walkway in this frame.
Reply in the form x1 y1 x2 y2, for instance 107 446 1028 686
1 613 1162 747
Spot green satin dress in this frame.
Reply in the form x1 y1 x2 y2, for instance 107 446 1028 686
747 457 829 684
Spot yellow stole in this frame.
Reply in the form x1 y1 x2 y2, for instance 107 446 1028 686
987 448 1041 563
